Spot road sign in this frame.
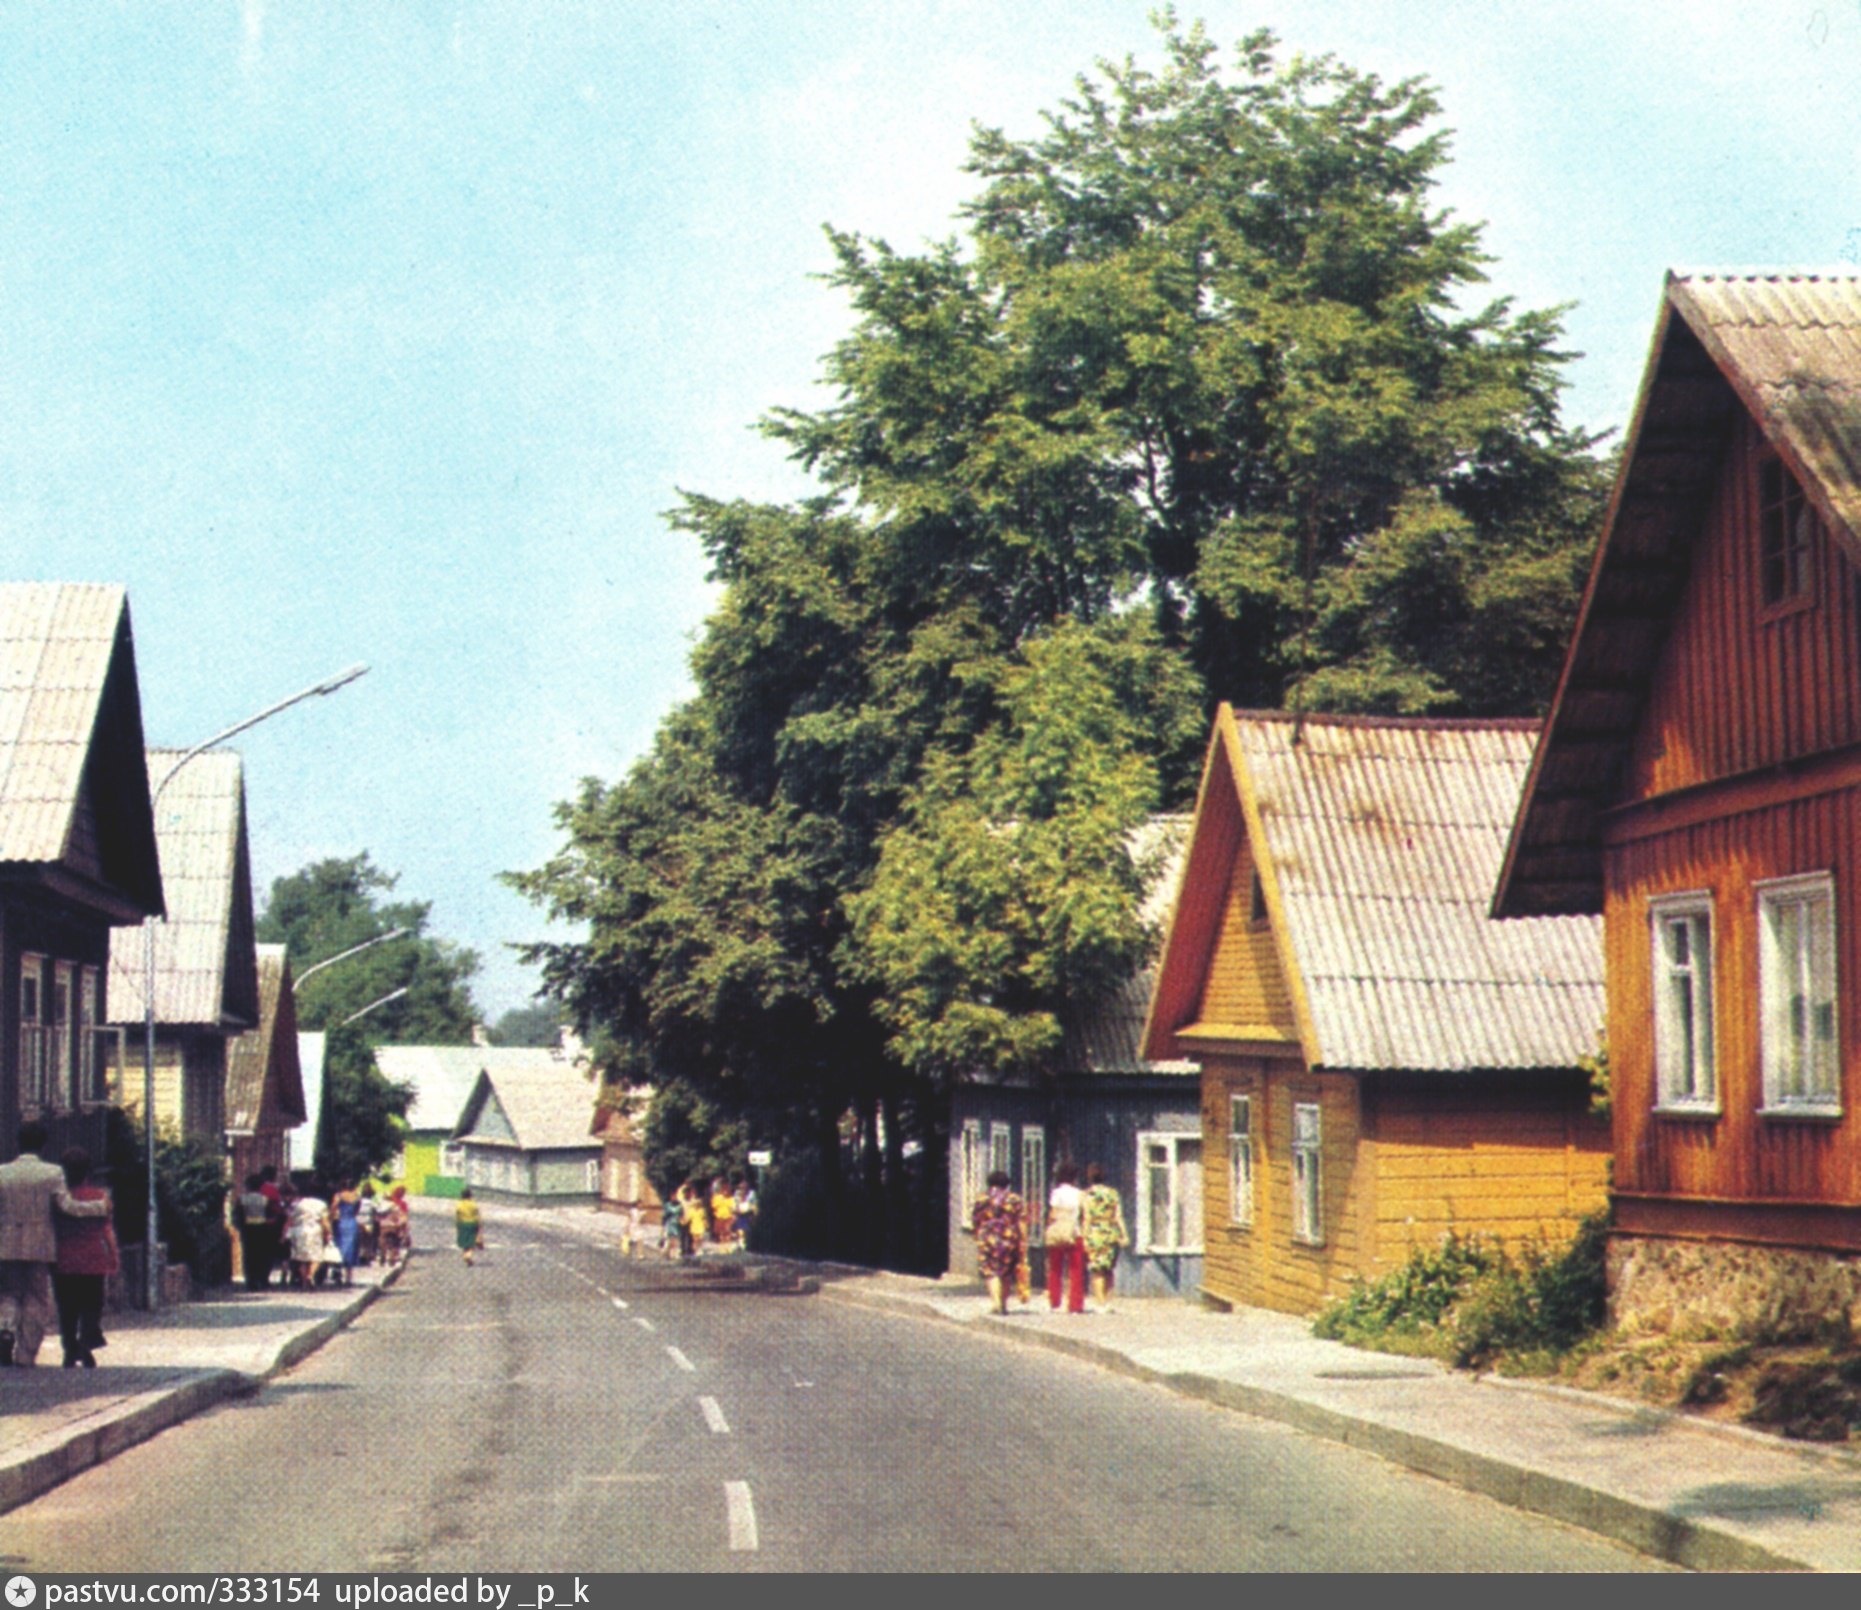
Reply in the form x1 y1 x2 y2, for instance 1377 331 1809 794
747 1149 772 1167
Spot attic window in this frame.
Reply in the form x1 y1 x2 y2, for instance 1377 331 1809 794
1249 871 1268 927
1759 457 1816 607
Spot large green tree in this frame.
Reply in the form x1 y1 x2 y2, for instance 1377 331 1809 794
514 18 1606 1267
257 853 481 1183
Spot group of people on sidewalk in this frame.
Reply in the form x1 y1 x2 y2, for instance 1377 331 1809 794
967 1160 1129 1317
0 1120 119 1369
232 1169 413 1293
657 1174 758 1260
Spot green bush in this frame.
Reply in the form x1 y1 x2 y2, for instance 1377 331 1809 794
1314 1214 1611 1370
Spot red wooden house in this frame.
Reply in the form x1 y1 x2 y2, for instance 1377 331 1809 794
1495 271 1861 1337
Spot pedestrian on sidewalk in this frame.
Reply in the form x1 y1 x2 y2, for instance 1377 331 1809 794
258 1165 287 1286
234 1173 274 1291
967 1169 1025 1316
1080 1162 1129 1313
286 1183 331 1290
331 1180 362 1283
381 1185 411 1265
0 1119 111 1367
355 1182 382 1266
732 1174 756 1250
1045 1161 1087 1314
455 1188 483 1265
52 1147 118 1368
709 1176 737 1250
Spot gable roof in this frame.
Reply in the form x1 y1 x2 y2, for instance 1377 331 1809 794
106 747 260 1029
1495 270 1861 918
0 582 162 917
1146 708 1603 1073
1057 815 1198 1077
449 1050 600 1152
226 944 307 1136
373 1044 493 1135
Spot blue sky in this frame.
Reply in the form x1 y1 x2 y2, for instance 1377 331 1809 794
4 2 1859 1018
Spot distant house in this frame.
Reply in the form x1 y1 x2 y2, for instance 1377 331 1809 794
372 1044 486 1196
1144 709 1610 1317
594 1093 662 1226
224 944 307 1186
449 1048 602 1205
106 747 260 1152
948 818 1204 1300
1494 272 1861 1337
289 1031 327 1175
0 583 165 1160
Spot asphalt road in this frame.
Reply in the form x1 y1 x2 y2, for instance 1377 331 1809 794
0 1214 1670 1572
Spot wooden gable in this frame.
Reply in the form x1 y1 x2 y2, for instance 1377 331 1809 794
1142 708 1308 1064
1497 271 1861 920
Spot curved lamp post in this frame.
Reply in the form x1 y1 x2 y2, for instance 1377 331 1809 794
142 663 368 1309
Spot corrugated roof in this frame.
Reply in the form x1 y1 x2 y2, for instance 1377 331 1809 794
374 1044 492 1134
454 1053 601 1153
1059 815 1199 1077
226 944 305 1135
106 747 257 1027
1233 712 1603 1072
1498 271 1861 917
0 583 134 864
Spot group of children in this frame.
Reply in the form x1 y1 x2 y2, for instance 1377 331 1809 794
618 1173 758 1259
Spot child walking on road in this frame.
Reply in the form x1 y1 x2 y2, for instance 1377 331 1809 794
455 1188 483 1266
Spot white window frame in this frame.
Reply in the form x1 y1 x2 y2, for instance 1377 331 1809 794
18 954 46 1110
1136 1130 1204 1255
989 1121 1012 1182
1020 1126 1047 1245
960 1119 983 1206
1649 891 1718 1113
439 1140 466 1177
1758 872 1841 1116
51 961 74 1112
78 966 101 1103
1228 1093 1255 1227
1291 1102 1323 1246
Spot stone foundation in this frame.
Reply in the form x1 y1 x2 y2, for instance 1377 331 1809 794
1608 1234 1861 1343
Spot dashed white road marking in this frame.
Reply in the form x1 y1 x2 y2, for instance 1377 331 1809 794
611 1295 629 1311
698 1396 730 1434
666 1345 696 1372
725 1482 759 1551
633 1316 656 1332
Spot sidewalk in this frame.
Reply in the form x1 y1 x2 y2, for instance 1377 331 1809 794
0 1258 401 1517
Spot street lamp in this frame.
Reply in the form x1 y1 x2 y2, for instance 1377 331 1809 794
338 985 409 1029
296 926 413 988
141 663 368 1309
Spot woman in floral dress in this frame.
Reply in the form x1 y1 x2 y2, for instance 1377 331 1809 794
968 1170 1025 1315
1080 1162 1130 1312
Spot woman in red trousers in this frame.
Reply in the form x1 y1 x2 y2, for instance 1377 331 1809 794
1045 1161 1087 1314
52 1147 119 1368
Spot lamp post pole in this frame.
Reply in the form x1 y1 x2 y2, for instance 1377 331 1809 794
296 927 413 989
142 663 368 1310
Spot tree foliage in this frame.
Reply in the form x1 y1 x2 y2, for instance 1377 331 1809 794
512 17 1607 1265
257 853 480 1183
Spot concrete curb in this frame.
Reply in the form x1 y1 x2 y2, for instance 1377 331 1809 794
815 1279 1813 1573
0 1257 406 1519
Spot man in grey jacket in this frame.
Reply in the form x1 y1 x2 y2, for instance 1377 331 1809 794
0 1119 111 1366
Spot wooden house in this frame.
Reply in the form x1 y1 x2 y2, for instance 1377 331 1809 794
1144 709 1610 1317
372 1042 485 1195
106 746 260 1152
449 1047 602 1205
1494 270 1861 1337
224 943 307 1186
947 817 1206 1299
0 583 165 1161
594 1092 663 1226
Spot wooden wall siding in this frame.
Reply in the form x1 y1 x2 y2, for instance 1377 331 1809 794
1193 834 1297 1035
1201 1057 1366 1316
1627 415 1861 800
1369 1082 1609 1270
1606 784 1861 1213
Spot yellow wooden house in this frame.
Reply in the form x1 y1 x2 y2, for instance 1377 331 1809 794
1142 707 1612 1316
